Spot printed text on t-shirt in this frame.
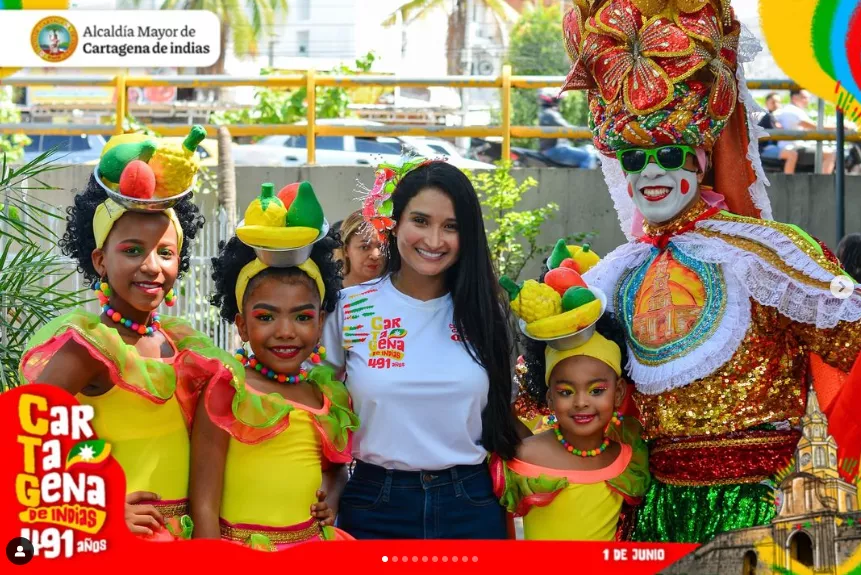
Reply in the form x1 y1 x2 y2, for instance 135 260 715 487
367 316 406 369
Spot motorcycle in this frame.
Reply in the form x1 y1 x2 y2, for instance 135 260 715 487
469 138 600 168
760 141 861 174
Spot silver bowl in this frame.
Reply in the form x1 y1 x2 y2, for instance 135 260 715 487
237 218 330 267
519 286 608 351
94 166 195 212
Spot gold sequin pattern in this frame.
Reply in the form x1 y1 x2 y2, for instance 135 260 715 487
695 229 832 289
220 520 321 544
650 433 789 454
710 211 846 277
642 198 711 238
654 474 770 487
795 315 861 373
634 302 807 440
153 500 189 519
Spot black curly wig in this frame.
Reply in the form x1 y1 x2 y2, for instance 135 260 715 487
59 173 205 284
209 233 342 324
520 264 630 410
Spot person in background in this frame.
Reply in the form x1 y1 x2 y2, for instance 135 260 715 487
759 92 799 174
837 233 861 283
337 211 385 288
775 89 835 174
538 89 598 169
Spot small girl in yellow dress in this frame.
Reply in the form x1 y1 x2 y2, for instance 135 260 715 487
494 259 649 540
190 182 359 550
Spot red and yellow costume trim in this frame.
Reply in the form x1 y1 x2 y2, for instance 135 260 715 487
490 417 649 541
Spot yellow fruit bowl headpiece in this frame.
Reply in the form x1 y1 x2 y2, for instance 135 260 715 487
500 238 606 350
236 181 328 268
94 125 206 211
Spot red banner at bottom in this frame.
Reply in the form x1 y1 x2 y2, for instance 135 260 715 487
0 385 697 573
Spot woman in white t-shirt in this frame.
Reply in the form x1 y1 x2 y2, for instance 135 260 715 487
322 160 519 539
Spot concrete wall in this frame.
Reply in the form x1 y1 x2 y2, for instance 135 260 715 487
16 165 861 281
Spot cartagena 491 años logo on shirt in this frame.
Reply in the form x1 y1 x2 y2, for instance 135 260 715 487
31 16 79 63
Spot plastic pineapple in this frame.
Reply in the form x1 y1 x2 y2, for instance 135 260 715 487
149 125 207 198
236 181 325 249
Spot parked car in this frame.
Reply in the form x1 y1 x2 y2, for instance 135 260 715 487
22 134 107 164
399 136 495 170
234 119 494 169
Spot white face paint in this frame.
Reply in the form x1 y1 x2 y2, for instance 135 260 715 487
627 160 700 224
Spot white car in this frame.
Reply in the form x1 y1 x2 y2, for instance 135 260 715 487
233 119 494 169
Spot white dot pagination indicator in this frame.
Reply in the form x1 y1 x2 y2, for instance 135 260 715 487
384 553 478 564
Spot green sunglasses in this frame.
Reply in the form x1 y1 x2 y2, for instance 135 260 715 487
616 145 697 174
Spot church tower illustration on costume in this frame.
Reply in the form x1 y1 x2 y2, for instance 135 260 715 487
632 251 705 347
797 391 840 480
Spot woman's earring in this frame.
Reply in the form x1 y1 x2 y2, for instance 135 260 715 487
604 410 623 435
234 344 248 363
309 342 327 364
93 278 111 306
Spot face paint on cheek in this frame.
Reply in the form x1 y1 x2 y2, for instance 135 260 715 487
681 179 690 195
628 183 634 198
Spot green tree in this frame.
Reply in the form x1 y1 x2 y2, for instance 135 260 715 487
469 162 589 282
0 88 30 163
383 0 515 75
213 52 377 129
136 0 289 78
507 2 588 148
0 156 85 390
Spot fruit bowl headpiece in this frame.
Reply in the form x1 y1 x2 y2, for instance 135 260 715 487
359 154 435 247
561 0 773 238
234 181 329 307
91 126 206 253
94 125 206 211
501 239 606 351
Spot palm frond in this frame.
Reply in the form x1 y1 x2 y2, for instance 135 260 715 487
1 155 86 391
484 0 520 22
382 0 445 27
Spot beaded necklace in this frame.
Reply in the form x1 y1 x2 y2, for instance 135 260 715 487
547 412 622 457
233 344 327 385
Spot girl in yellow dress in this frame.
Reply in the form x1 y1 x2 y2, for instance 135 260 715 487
19 127 225 541
191 182 359 550
494 260 649 540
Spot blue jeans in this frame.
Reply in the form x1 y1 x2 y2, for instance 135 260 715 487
336 460 507 539
543 145 597 168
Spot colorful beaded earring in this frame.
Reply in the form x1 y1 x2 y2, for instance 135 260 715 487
93 279 161 336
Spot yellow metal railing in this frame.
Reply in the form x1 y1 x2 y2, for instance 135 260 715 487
2 66 859 163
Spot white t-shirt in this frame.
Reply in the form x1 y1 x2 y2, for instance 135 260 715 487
775 104 814 151
321 275 491 471
775 104 812 131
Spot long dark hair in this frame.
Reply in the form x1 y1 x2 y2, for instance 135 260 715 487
385 161 519 459
837 233 861 283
